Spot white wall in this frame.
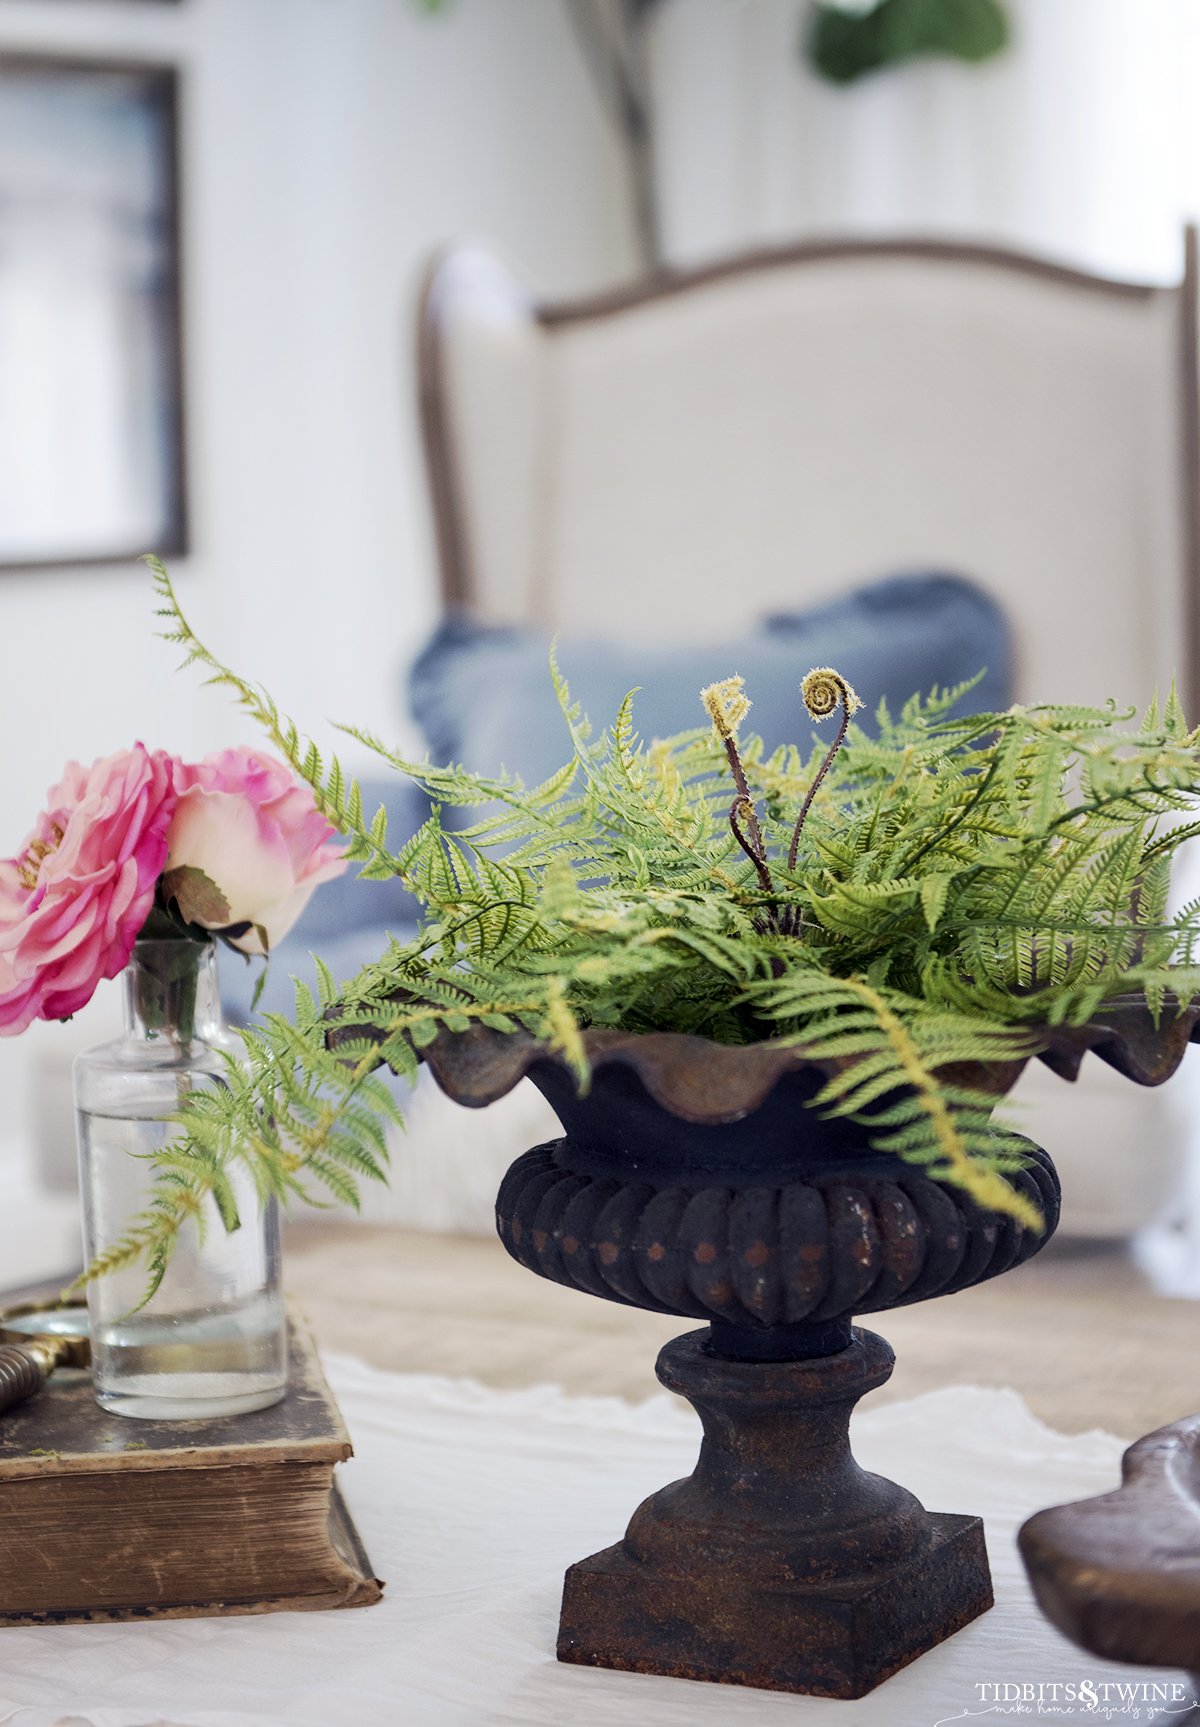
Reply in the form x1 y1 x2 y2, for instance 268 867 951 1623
0 0 639 1203
651 0 1197 283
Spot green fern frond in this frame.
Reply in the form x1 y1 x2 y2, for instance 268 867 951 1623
98 565 1200 1290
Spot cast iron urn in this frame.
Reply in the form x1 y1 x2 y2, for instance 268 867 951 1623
423 1023 1067 1699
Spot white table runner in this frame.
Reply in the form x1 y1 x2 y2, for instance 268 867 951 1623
0 1357 1187 1727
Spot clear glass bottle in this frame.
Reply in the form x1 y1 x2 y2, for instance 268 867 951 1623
73 936 287 1420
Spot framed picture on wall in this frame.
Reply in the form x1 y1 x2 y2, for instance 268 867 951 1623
0 54 186 570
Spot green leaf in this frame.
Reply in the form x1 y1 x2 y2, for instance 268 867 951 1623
919 873 953 932
805 0 1009 85
210 1167 243 1235
161 866 232 929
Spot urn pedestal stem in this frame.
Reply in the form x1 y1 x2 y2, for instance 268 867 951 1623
559 1325 993 1699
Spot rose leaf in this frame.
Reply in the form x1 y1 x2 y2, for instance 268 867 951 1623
161 866 232 929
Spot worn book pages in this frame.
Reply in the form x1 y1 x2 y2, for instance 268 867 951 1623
0 1310 382 1624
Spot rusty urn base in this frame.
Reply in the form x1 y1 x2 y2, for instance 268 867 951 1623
557 1325 993 1700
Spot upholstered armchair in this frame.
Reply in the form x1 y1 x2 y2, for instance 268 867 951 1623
257 231 1200 1240
419 234 1197 708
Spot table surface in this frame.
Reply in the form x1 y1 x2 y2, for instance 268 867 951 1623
283 1223 1199 1440
0 1355 1185 1727
3 1225 1195 1725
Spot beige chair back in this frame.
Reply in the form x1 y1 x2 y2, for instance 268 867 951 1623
419 233 1200 712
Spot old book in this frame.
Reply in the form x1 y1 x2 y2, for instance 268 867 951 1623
0 1309 382 1625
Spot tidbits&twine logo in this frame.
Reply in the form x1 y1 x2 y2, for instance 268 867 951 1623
932 1678 1198 1723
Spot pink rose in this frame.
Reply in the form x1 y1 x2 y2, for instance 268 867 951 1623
0 746 178 1035
164 747 347 955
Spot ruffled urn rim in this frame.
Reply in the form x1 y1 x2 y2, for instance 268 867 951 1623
419 992 1200 1126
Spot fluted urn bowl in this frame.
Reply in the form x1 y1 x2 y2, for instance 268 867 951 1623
492 1041 1058 1360
418 1007 1198 1700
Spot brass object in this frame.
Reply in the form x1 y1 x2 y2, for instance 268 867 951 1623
0 1300 90 1417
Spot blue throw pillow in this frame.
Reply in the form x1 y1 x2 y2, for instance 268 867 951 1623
409 572 1011 790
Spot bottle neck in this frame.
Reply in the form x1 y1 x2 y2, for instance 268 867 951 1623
123 937 223 1049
